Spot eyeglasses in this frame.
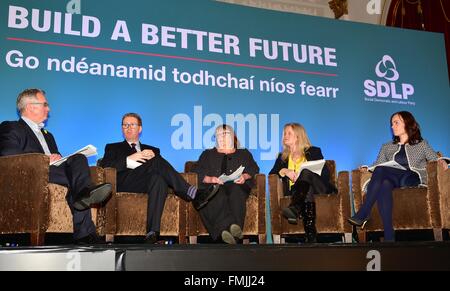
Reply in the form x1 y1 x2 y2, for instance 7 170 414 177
216 131 232 137
30 102 50 108
122 123 140 129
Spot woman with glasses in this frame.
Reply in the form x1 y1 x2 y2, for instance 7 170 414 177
193 124 259 244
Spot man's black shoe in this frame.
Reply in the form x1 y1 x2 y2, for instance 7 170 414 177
193 184 220 210
144 231 158 244
73 183 112 211
74 232 103 245
143 231 166 244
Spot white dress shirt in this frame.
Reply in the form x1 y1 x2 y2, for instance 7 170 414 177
126 141 142 170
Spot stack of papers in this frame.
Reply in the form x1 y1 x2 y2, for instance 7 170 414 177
367 160 406 172
218 165 245 183
50 145 97 166
297 159 326 176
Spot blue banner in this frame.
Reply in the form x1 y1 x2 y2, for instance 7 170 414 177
1 0 448 182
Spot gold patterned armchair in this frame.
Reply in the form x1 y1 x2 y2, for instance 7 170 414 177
184 161 267 244
352 160 450 242
0 153 111 246
269 160 352 243
101 168 195 244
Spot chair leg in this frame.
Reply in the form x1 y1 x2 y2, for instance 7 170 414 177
105 234 115 243
178 234 186 244
357 230 367 243
189 236 198 244
273 234 281 244
343 233 353 243
433 228 443 241
30 232 45 246
258 234 266 244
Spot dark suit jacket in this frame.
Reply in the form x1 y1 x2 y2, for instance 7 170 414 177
0 119 59 157
99 141 160 185
269 146 335 195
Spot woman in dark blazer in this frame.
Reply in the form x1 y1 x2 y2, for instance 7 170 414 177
269 123 336 243
348 111 448 242
193 124 259 244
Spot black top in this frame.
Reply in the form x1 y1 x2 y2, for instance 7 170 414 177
394 144 410 169
193 148 260 189
269 146 336 195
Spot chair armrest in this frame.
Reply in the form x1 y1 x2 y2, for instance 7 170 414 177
0 153 50 234
101 167 118 235
180 172 197 238
183 172 200 237
181 172 197 186
254 174 266 234
426 161 442 228
437 161 450 228
351 169 372 213
337 171 351 232
89 166 104 185
268 174 283 235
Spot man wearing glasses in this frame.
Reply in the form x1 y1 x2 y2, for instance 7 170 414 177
0 88 113 244
100 113 219 244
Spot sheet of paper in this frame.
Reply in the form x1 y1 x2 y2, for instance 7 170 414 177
368 160 406 172
51 145 97 166
218 165 245 183
297 159 326 176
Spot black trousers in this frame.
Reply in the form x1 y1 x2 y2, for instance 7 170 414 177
198 183 250 240
291 169 333 202
49 154 96 240
117 155 192 233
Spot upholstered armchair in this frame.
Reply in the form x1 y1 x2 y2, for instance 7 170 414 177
101 169 195 244
269 160 352 243
0 153 111 246
352 160 450 242
184 161 266 244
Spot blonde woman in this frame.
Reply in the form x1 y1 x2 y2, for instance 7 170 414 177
193 125 259 244
269 123 336 243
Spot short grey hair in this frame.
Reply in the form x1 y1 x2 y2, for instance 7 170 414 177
17 88 46 113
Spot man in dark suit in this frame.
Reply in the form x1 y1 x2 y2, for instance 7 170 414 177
99 113 218 243
0 88 112 244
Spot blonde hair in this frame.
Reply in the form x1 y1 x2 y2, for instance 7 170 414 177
281 123 312 161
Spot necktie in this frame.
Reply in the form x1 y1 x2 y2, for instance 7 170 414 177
131 143 137 154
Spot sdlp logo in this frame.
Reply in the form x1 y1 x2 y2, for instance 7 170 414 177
364 55 415 100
